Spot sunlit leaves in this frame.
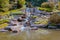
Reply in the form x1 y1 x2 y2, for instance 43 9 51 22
0 0 9 12
18 0 25 5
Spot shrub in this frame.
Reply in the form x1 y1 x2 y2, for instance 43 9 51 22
0 19 9 24
0 23 8 29
41 2 50 8
48 2 55 9
3 20 9 23
41 2 54 10
17 0 25 8
45 8 52 12
49 13 60 24
0 0 9 12
57 2 60 10
49 23 56 26
39 7 46 11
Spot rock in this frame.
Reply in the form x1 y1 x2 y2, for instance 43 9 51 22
4 28 12 31
12 31 18 33
48 26 57 29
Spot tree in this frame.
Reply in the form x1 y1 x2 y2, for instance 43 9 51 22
18 0 25 5
17 0 25 8
0 0 9 12
26 0 47 7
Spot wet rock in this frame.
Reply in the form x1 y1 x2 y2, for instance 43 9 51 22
12 31 18 33
56 24 60 29
48 26 57 29
4 28 12 31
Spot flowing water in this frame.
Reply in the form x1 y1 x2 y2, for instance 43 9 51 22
0 8 60 40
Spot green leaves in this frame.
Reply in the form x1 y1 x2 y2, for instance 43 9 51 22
18 0 25 5
49 13 60 24
0 0 9 12
26 0 47 7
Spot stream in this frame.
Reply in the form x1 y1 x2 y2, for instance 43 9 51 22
0 8 60 40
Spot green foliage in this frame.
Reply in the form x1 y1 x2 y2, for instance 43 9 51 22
39 7 46 11
57 2 60 10
18 0 25 5
49 23 56 26
41 2 55 10
0 23 8 29
17 0 26 8
0 19 9 24
49 13 60 24
11 11 25 15
41 2 50 8
45 8 52 12
38 2 55 12
31 16 38 18
26 2 33 8
39 7 52 12
0 0 9 12
34 19 48 24
0 0 26 12
26 0 47 7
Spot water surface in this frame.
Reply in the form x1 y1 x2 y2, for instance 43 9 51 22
0 29 60 40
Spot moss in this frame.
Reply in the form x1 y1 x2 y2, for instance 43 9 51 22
49 23 56 26
34 19 48 24
31 16 38 18
0 23 8 29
